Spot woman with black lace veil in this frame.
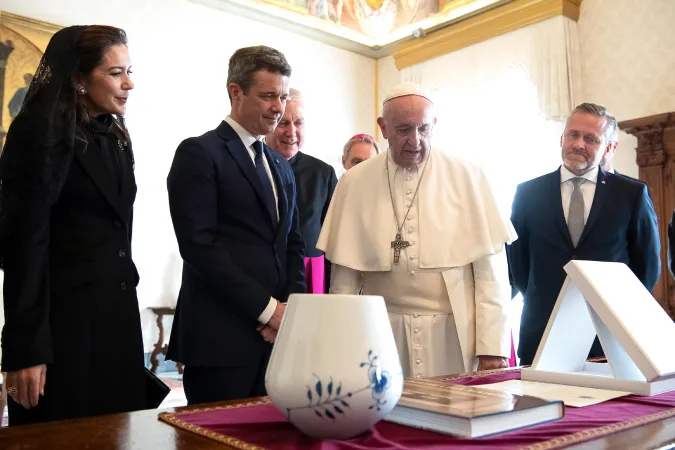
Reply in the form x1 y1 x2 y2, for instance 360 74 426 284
0 25 147 425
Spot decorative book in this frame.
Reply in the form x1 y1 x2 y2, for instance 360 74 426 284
385 378 564 438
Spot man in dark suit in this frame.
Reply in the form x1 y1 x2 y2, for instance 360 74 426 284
166 46 305 404
600 130 647 186
601 135 654 201
508 102 660 366
600 127 618 174
265 88 337 293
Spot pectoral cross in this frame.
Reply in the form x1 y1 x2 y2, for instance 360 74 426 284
391 233 410 264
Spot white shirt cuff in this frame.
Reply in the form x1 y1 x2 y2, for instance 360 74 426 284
258 297 277 324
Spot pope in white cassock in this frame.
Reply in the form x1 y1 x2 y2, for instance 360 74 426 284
317 83 518 377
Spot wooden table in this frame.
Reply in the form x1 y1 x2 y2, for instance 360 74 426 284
2 388 675 449
2 399 675 449
0 400 234 449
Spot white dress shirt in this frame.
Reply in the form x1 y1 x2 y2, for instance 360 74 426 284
224 116 278 324
224 116 279 219
560 165 598 225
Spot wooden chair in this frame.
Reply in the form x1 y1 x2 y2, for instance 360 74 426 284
148 307 183 375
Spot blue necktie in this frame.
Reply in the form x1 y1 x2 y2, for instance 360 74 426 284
252 140 277 223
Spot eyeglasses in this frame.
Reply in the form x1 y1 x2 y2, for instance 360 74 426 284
565 130 603 145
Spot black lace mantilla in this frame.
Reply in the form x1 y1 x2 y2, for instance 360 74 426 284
0 26 133 270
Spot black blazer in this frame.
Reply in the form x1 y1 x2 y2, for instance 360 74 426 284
507 167 660 365
166 121 305 367
289 151 337 257
1 122 146 421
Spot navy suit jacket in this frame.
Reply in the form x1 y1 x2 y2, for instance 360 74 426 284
166 121 305 367
507 167 660 365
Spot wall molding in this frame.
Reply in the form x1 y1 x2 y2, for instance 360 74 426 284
0 11 61 35
0 11 62 52
392 0 581 69
191 0 514 59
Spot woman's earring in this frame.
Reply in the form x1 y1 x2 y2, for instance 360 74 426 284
77 86 87 95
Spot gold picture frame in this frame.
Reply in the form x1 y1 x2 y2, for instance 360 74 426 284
0 11 62 147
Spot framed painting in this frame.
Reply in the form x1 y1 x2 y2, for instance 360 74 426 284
0 11 61 148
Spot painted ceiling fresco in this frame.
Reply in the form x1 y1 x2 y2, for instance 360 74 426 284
222 0 506 46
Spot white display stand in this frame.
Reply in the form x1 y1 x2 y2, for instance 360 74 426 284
521 260 675 396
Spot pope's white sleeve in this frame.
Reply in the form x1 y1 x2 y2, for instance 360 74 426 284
473 251 511 358
329 264 362 295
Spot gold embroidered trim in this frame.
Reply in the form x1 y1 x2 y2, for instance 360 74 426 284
158 384 675 450
158 398 273 450
520 407 675 450
434 366 522 382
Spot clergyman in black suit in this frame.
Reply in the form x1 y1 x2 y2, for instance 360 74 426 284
507 102 660 366
166 46 305 404
265 88 337 293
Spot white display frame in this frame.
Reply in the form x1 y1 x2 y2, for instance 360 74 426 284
521 260 675 396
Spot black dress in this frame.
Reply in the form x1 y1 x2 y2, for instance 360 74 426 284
3 114 146 425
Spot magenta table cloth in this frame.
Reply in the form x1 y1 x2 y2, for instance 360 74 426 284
159 369 675 450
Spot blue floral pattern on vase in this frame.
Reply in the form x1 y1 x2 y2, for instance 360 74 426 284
361 350 391 411
286 350 392 421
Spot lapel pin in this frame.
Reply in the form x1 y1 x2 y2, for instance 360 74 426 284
601 181 606 184
275 159 279 164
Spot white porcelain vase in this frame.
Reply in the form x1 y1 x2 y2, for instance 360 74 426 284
265 294 403 440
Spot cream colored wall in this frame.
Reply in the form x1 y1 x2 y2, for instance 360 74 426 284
378 0 675 178
0 0 375 353
577 0 675 178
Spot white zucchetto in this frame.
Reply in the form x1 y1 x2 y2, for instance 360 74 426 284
383 82 434 105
